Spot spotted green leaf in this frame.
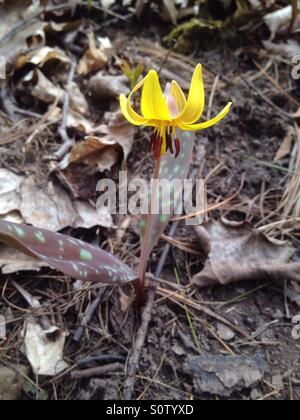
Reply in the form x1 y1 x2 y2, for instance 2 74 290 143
140 130 195 259
0 220 137 284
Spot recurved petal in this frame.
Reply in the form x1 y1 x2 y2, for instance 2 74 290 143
141 70 171 120
176 64 205 125
120 94 149 126
171 81 186 114
176 102 232 131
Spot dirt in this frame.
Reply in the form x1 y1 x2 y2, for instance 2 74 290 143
0 2 300 400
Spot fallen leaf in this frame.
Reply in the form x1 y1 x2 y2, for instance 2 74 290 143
184 353 267 397
162 0 178 24
77 31 108 76
23 69 65 103
90 73 129 101
0 244 47 274
264 5 300 39
16 46 70 70
274 127 294 162
192 219 296 287
22 318 69 376
0 169 22 215
0 315 6 340
74 200 113 229
0 365 29 400
263 40 300 59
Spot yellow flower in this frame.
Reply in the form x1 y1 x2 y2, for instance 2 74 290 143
120 64 232 159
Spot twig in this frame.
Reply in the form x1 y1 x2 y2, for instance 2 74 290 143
73 288 105 342
55 60 76 159
71 363 123 379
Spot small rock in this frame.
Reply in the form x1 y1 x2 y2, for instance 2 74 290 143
0 365 29 400
216 322 235 341
184 352 267 397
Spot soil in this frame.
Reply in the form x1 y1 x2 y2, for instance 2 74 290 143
1 2 300 400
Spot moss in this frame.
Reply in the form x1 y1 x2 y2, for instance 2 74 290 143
164 18 223 54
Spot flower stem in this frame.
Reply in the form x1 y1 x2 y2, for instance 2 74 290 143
137 158 161 296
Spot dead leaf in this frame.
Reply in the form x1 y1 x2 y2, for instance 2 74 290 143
162 0 178 24
274 128 294 161
0 365 29 400
0 244 48 274
77 31 109 76
263 40 300 59
0 315 6 340
184 353 267 397
90 73 129 101
0 169 22 215
74 200 113 229
23 69 64 103
192 219 297 287
16 46 70 70
264 5 300 39
22 318 69 376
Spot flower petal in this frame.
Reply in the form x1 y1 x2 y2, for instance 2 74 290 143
171 81 186 114
141 70 171 120
176 64 205 124
120 94 148 126
119 73 151 126
177 102 232 131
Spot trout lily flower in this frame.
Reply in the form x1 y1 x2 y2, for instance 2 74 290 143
120 64 232 159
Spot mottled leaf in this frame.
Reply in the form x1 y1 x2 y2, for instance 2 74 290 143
0 220 137 284
140 130 195 259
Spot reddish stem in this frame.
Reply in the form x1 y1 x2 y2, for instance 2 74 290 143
136 158 161 301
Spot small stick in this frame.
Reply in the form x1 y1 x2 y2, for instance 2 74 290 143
71 363 123 380
55 60 76 159
73 288 105 342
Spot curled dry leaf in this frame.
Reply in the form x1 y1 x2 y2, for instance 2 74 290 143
22 318 69 376
23 69 65 103
90 73 129 101
0 245 47 274
65 111 134 171
192 219 297 287
15 46 70 70
264 4 300 39
0 170 112 235
77 32 110 76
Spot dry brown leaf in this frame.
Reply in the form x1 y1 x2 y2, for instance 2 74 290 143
0 169 22 215
90 73 129 101
74 200 113 229
77 32 109 76
23 69 65 103
192 219 297 287
16 46 70 70
0 244 48 274
274 127 294 161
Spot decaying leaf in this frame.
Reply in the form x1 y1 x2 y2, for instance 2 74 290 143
16 46 70 70
263 39 300 59
22 318 69 376
0 245 48 274
90 73 130 101
192 219 298 287
264 4 300 39
184 353 267 397
23 69 65 104
274 127 294 162
0 169 22 215
65 111 134 171
0 171 112 232
77 32 110 76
